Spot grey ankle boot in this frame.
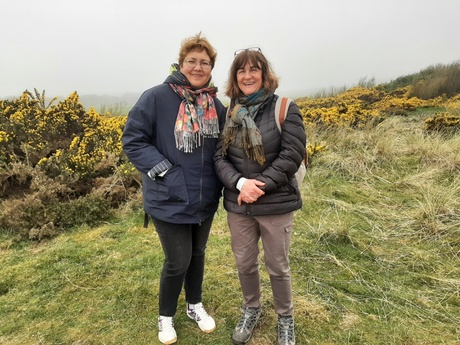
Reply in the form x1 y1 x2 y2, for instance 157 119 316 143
278 315 295 345
231 306 262 345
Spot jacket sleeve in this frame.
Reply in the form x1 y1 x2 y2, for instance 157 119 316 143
122 90 170 176
257 101 306 192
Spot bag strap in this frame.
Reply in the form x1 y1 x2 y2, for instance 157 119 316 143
274 96 308 167
274 96 291 132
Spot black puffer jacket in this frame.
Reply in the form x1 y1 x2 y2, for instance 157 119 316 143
214 95 306 216
122 76 226 224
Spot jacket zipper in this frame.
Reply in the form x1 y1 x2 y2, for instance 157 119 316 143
198 138 205 224
243 153 251 215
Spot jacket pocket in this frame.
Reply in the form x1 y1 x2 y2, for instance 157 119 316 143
147 165 189 204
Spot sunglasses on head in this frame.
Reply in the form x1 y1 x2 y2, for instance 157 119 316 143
234 47 262 57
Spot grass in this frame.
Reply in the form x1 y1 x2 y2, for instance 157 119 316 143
1 114 459 344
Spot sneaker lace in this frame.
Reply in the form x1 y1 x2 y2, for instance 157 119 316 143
159 317 174 332
190 303 210 321
278 318 295 342
236 307 259 331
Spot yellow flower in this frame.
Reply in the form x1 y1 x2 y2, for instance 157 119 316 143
0 131 9 143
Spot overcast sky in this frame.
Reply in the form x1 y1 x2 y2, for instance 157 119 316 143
1 0 460 102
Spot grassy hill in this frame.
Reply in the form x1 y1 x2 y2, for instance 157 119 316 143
1 110 459 344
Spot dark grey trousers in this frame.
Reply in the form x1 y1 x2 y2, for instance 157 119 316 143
152 216 213 316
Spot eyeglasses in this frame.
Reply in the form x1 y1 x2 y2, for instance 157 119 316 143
184 59 212 70
234 47 262 57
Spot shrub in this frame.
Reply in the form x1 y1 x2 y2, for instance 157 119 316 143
377 60 460 99
425 112 460 133
48 193 113 230
0 89 138 240
410 62 460 99
297 86 385 129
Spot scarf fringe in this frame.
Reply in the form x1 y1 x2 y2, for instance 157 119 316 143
222 126 239 156
175 130 202 153
250 145 265 165
198 117 220 137
241 128 265 165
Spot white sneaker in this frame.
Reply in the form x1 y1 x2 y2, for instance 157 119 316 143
186 302 216 333
158 316 177 344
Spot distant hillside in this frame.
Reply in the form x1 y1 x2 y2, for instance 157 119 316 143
79 93 141 113
377 60 460 99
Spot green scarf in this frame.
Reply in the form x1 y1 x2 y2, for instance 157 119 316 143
222 90 274 165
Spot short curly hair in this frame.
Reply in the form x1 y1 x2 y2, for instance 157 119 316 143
178 32 217 69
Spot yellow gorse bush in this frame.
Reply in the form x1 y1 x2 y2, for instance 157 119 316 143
0 89 138 239
445 94 460 113
298 87 382 129
52 107 126 177
295 85 459 159
0 89 128 179
296 85 442 129
425 111 460 132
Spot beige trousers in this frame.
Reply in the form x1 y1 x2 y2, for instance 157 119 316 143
227 211 294 316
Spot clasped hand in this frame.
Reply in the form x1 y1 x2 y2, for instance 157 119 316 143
237 179 265 205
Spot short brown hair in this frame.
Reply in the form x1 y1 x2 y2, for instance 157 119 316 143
225 49 279 99
178 32 217 69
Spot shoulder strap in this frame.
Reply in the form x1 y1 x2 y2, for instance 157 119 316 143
275 96 308 167
274 96 292 133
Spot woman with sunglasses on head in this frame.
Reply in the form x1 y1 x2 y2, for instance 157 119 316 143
214 48 306 345
122 33 226 345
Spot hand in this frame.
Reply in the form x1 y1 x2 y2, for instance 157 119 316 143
237 179 265 205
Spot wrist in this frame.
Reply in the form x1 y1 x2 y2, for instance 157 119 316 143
236 177 247 191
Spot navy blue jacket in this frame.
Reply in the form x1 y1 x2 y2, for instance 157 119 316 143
122 76 226 224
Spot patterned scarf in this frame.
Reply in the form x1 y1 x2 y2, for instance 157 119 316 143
222 89 274 165
169 63 219 153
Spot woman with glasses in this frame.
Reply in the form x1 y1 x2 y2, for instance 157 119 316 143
214 48 306 345
122 33 226 345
